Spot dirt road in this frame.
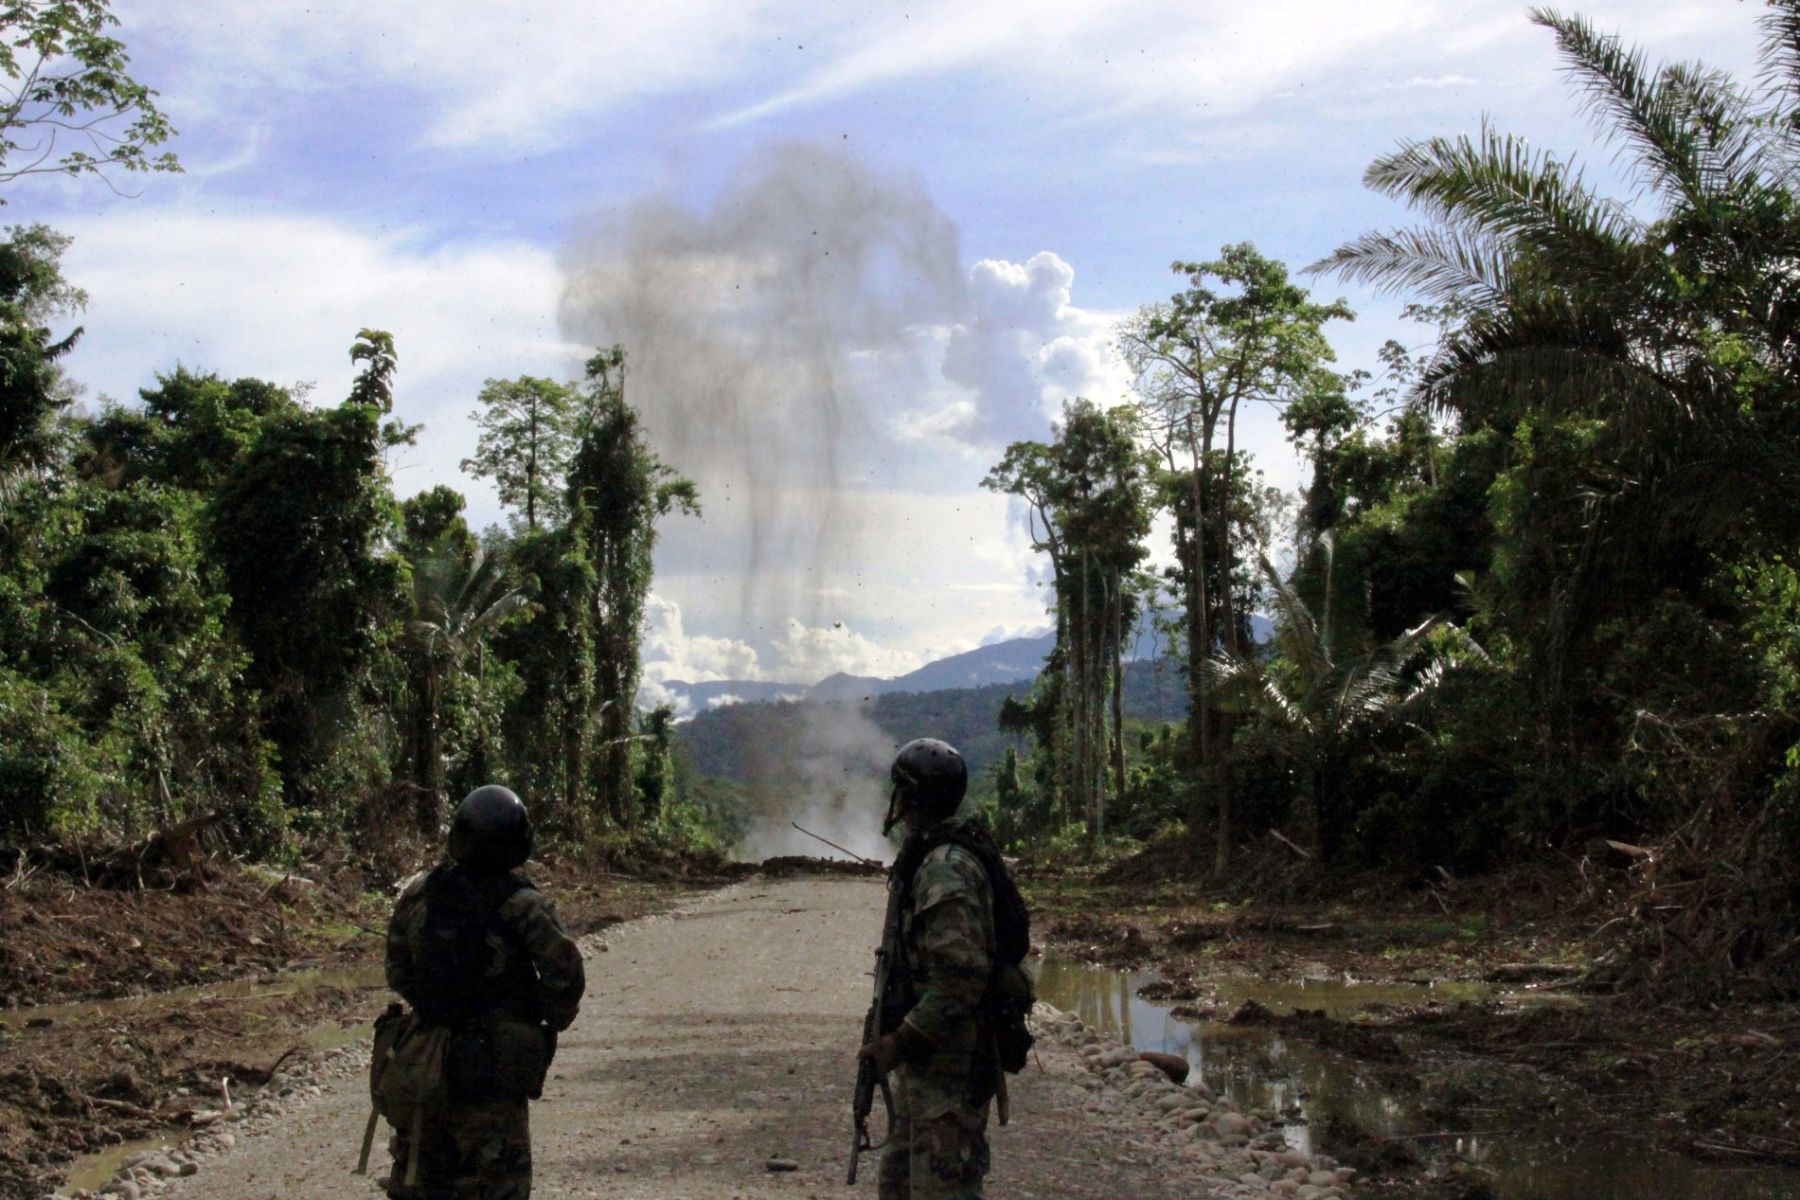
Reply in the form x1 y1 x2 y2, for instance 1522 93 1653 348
154 877 1195 1200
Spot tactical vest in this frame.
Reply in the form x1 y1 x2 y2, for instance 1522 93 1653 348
889 818 1036 1074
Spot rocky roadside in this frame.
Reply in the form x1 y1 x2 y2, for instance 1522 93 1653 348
50 1041 366 1200
1035 1003 1359 1200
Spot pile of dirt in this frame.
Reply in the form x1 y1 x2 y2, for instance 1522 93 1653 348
756 854 884 878
0 859 384 1009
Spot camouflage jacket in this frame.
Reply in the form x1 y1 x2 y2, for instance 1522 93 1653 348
385 863 586 1032
895 818 996 1056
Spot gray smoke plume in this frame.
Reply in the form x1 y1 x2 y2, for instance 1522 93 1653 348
559 141 968 862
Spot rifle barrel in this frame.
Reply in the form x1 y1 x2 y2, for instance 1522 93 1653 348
791 821 884 869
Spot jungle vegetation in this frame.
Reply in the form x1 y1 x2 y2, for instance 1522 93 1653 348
985 1 1800 999
7 1 1800 1004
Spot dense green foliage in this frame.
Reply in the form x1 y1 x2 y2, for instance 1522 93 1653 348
0 228 713 858
959 1 1800 998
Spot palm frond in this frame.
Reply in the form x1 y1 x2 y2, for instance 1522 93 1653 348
1308 225 1512 306
1364 122 1646 270
1533 8 1763 203
1417 306 1682 426
1323 616 1441 731
1759 0 1800 126
1261 674 1312 736
1258 556 1328 684
1201 650 1272 717
1202 649 1314 733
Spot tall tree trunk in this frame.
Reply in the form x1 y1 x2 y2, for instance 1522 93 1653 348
1111 575 1126 825
1181 419 1213 855
1076 550 1092 854
1213 400 1243 875
410 658 442 832
425 663 444 822
1052 574 1071 832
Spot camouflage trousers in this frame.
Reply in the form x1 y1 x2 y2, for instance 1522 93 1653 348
387 1096 531 1200
877 1066 990 1200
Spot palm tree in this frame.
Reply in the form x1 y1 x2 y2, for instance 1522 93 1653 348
1207 541 1442 861
1312 3 1800 767
404 543 527 826
1314 4 1800 537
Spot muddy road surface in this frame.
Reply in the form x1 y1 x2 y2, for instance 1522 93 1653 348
156 878 1193 1200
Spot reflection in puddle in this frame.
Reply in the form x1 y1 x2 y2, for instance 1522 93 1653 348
1032 955 1800 1200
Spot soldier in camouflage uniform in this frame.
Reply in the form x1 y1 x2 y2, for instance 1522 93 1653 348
383 785 585 1200
860 738 999 1200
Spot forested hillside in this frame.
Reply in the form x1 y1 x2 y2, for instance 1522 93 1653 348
678 657 1186 783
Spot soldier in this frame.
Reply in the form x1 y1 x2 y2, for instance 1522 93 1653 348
381 785 585 1200
859 738 1001 1200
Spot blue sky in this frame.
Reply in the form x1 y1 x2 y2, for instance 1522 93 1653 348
16 0 1765 703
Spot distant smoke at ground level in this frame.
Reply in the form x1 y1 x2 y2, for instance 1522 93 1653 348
732 700 897 864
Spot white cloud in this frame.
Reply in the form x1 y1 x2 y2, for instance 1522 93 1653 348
128 1 781 150
57 205 572 524
928 251 1129 451
124 1 1759 157
638 592 953 712
771 618 925 683
640 594 765 683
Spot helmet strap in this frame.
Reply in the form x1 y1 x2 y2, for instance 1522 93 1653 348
882 784 904 838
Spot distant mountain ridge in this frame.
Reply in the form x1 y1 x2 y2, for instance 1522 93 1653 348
662 630 1056 713
660 616 1268 714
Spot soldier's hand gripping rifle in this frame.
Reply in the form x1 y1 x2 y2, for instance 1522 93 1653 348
847 892 901 1184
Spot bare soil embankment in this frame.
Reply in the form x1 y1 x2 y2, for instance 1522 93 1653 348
0 851 711 1198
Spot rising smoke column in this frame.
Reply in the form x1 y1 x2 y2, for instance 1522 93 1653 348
559 141 969 861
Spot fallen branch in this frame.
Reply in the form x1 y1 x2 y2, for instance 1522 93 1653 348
263 1045 304 1080
1268 829 1312 860
90 1096 158 1119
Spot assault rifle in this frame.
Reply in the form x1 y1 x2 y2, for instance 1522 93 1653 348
847 882 901 1184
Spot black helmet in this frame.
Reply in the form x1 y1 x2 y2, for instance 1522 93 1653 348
447 784 533 874
886 738 967 834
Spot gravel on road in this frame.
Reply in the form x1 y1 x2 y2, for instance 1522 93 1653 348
146 877 1212 1200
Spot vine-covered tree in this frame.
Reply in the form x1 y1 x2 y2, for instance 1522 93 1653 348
985 399 1152 851
568 346 698 830
1120 245 1349 869
209 331 409 809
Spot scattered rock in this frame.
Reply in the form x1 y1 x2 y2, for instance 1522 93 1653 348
1137 1050 1190 1084
764 1156 800 1172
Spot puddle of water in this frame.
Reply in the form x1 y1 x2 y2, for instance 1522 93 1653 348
58 1134 182 1196
0 965 387 1031
1032 955 1800 1200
